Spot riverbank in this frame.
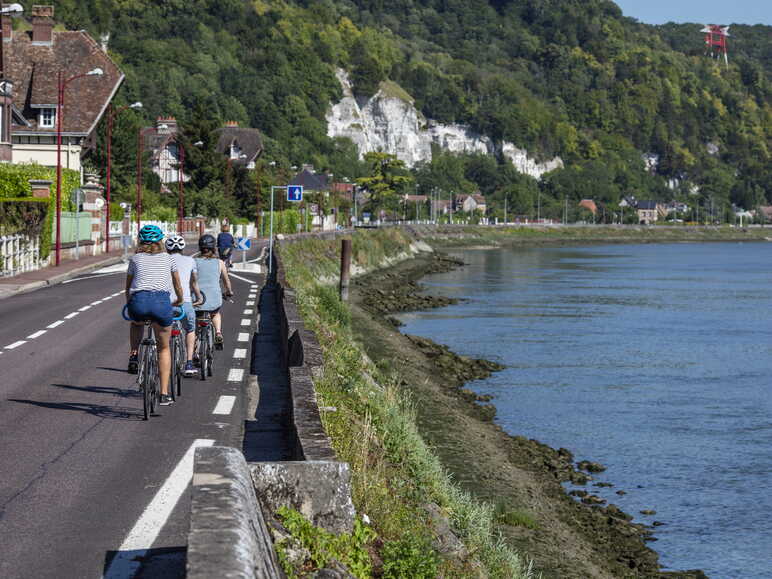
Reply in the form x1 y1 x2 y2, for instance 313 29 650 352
350 250 707 578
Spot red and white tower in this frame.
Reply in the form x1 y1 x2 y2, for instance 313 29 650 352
701 24 730 67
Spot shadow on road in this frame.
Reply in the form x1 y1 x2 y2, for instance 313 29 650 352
51 383 140 398
96 366 132 374
7 398 143 420
103 546 186 579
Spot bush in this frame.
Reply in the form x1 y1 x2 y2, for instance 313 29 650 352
381 534 439 578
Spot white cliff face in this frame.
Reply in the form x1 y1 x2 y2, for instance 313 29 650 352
326 69 562 179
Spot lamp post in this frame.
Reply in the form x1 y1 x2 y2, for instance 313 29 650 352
176 140 186 236
105 101 142 253
55 67 103 266
256 160 275 238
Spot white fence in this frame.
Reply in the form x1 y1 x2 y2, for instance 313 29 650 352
1 234 41 277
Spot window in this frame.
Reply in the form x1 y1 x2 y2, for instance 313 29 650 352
39 108 55 129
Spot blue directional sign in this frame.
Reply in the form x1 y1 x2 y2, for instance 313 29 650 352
236 237 251 250
287 185 303 202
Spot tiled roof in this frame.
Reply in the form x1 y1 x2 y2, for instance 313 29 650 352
6 30 124 135
289 169 328 191
214 127 263 164
637 201 658 210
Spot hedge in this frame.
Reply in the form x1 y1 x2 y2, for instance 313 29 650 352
0 164 80 260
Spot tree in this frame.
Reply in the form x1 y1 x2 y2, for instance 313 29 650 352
356 152 412 216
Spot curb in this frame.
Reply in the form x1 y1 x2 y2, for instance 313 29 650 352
0 256 124 300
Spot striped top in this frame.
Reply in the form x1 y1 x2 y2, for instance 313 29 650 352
127 252 177 294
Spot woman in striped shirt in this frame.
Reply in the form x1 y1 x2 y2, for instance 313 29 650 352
125 225 184 406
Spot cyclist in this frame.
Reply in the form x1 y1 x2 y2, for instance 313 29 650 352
126 224 184 406
217 224 235 268
165 234 203 376
195 233 233 349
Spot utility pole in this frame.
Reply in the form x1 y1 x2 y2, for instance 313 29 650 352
504 196 507 225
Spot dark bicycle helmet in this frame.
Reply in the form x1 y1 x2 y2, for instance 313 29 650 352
139 224 164 243
198 234 216 250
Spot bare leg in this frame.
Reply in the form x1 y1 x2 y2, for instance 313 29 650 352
212 311 222 336
186 329 195 363
154 323 172 396
129 322 144 355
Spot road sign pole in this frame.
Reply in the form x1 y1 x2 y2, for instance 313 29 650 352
269 186 276 275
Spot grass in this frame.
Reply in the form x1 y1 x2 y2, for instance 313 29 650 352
279 229 533 578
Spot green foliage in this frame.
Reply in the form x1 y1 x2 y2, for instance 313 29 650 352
275 507 376 578
0 198 49 236
309 284 351 327
357 152 412 215
381 534 439 578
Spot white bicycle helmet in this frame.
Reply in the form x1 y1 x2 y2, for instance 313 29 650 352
165 234 186 251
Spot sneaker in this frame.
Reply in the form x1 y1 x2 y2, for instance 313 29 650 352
184 361 196 376
159 394 174 406
214 333 224 350
128 354 138 374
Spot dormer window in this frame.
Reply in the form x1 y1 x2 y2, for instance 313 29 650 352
229 142 241 160
39 108 56 129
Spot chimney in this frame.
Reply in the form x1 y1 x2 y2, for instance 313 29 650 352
1 6 11 42
31 5 54 45
224 120 239 128
302 164 315 173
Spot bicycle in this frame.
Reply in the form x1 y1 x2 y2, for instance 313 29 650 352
194 310 215 381
169 315 186 400
123 305 185 419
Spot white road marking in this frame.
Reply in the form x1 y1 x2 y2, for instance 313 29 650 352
243 309 254 315
233 348 247 359
103 439 215 579
64 312 79 319
62 272 123 284
237 333 249 342
240 318 250 326
212 395 236 415
228 272 256 284
245 300 255 306
227 368 244 382
78 305 92 312
112 291 123 297
90 300 103 306
47 320 64 329
26 330 46 339
5 340 26 350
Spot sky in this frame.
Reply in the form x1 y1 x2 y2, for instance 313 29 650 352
613 0 771 26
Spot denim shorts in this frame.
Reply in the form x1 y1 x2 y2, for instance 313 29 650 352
128 290 174 327
180 301 196 333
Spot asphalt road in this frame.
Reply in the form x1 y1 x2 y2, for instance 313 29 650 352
0 248 264 578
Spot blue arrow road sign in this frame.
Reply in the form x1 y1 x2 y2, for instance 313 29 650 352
287 185 303 202
236 237 251 250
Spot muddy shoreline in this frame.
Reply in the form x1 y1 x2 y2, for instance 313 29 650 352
350 251 707 578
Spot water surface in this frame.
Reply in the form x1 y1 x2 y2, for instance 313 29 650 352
396 243 772 578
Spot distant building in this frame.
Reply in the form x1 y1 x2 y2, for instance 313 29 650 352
214 121 263 169
578 199 597 215
288 165 330 193
3 5 124 170
455 193 486 214
636 200 658 224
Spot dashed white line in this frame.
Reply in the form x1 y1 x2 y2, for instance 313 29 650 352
5 340 26 350
47 320 64 329
90 300 103 306
64 312 79 319
78 305 92 312
233 348 247 359
237 333 249 342
26 330 46 339
243 309 254 315
228 272 255 284
227 368 244 382
240 318 250 326
212 395 236 415
245 300 255 306
103 439 215 579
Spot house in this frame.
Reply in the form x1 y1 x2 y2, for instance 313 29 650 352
215 121 263 169
2 5 124 171
578 199 597 215
455 193 487 214
636 200 659 224
432 199 451 215
756 206 772 222
288 165 329 193
143 117 185 184
619 196 636 208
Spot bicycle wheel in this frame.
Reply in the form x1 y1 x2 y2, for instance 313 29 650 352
168 335 178 402
176 335 185 397
198 329 208 381
150 347 159 414
208 326 215 376
139 344 151 420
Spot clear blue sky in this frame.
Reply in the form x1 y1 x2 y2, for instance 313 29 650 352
613 0 771 25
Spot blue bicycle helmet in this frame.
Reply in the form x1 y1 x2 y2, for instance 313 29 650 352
139 224 164 243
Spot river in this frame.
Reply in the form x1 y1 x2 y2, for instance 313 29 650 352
395 243 772 579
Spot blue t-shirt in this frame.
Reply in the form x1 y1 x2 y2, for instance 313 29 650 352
217 232 235 250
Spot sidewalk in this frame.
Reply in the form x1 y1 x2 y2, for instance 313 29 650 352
0 250 125 300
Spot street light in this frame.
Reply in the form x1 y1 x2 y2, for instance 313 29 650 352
105 101 142 253
55 67 104 266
